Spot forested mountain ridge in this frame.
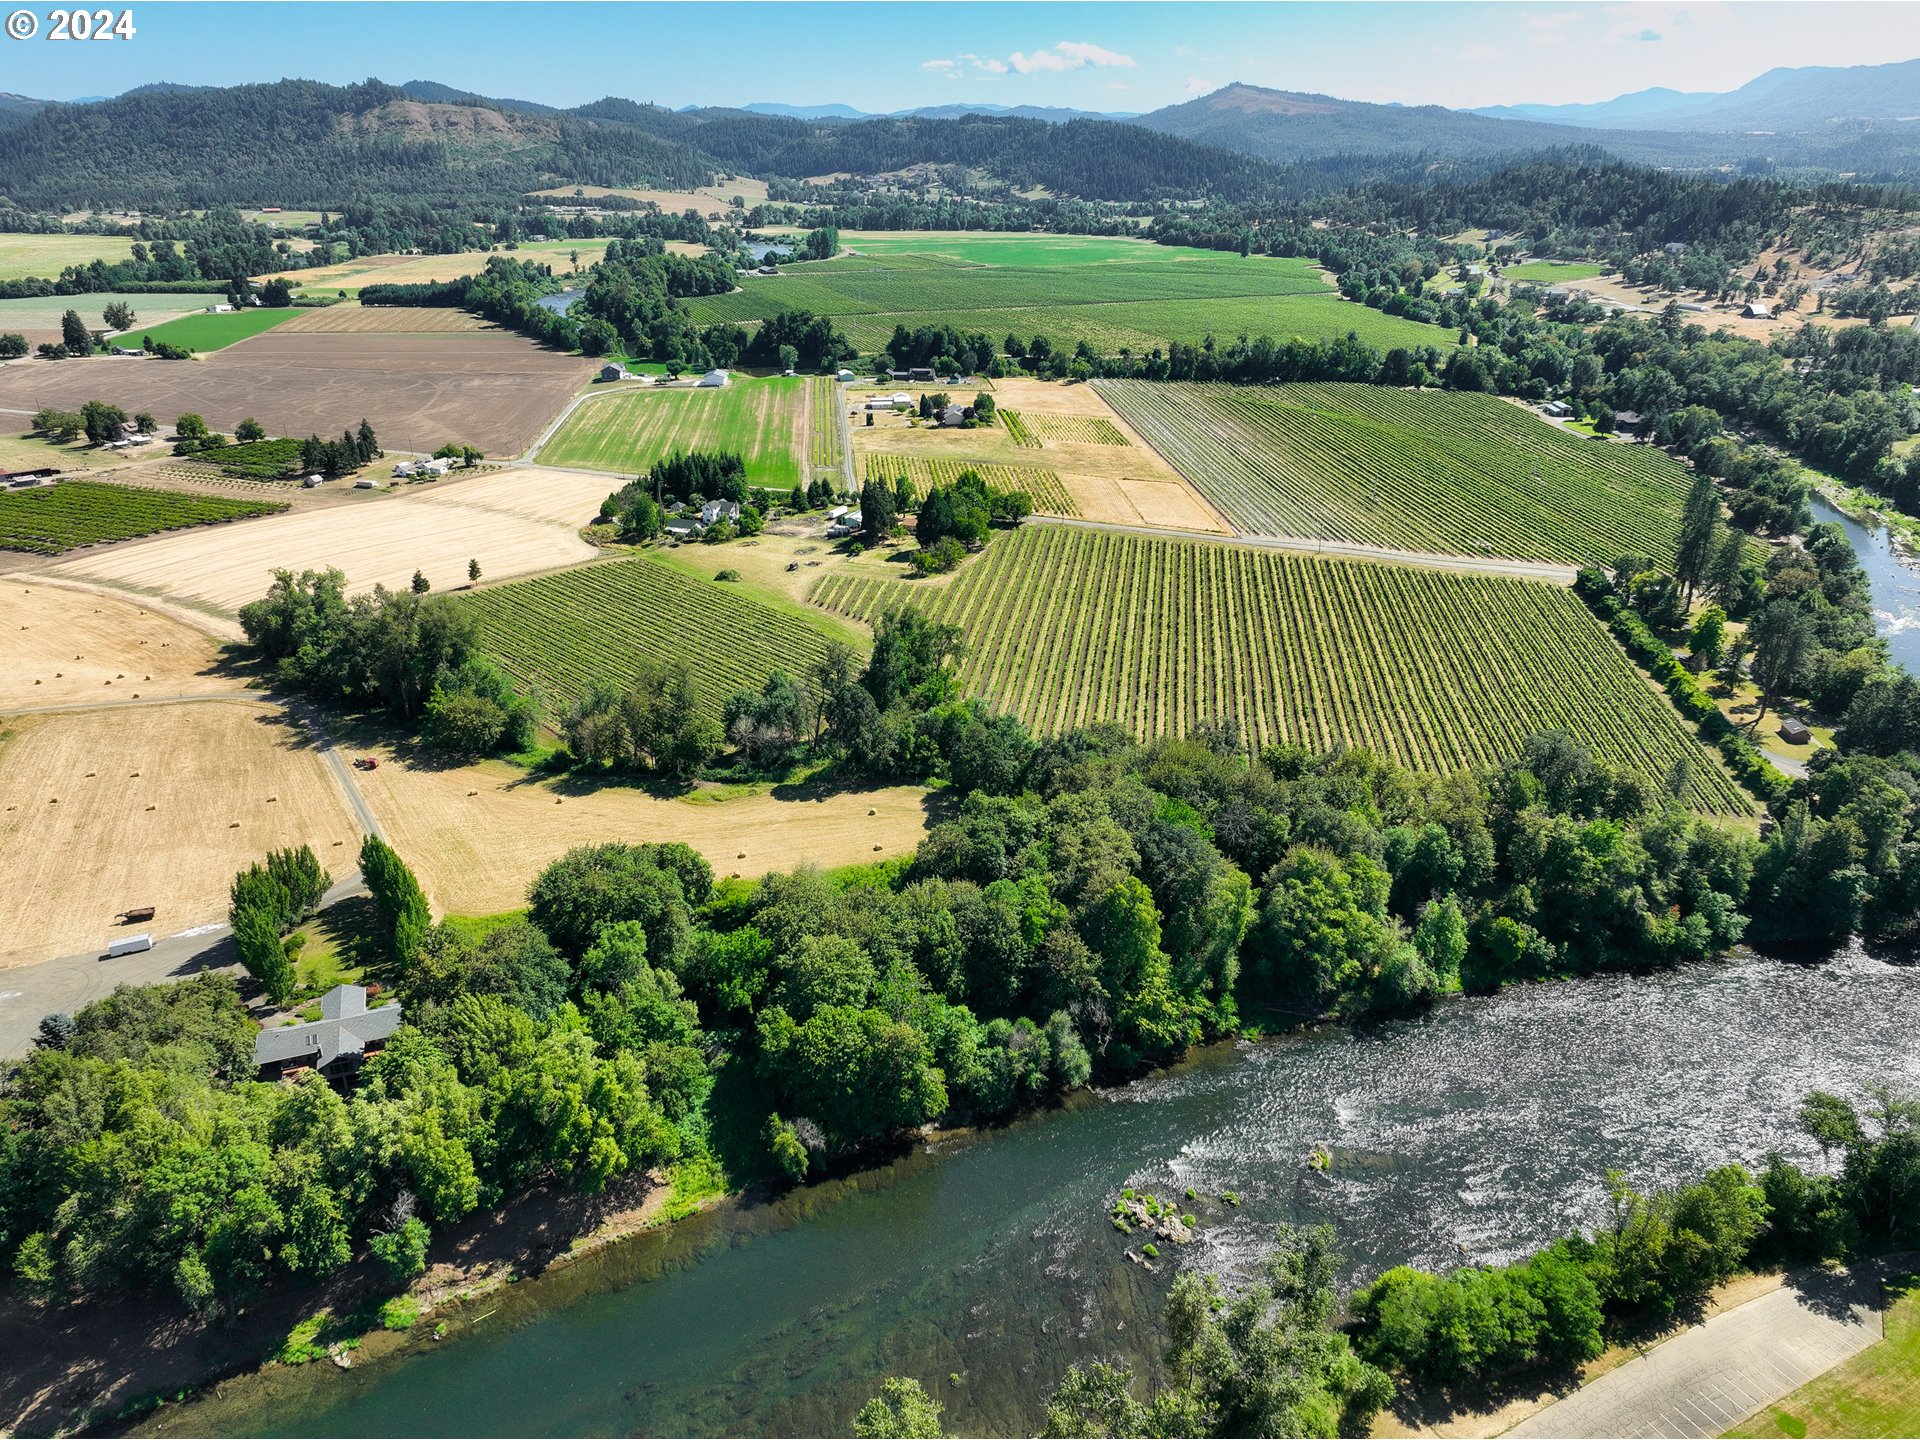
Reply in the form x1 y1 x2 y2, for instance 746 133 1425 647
1475 58 1920 133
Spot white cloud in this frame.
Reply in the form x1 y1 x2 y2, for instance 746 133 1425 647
1458 42 1504 62
972 56 1008 74
1007 39 1137 75
1184 75 1211 94
921 58 956 71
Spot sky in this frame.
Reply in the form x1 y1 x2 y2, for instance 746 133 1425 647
10 2 1920 114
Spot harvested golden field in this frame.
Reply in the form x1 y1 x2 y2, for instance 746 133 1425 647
273 304 490 334
850 376 1229 535
257 239 613 294
50 465 615 615
0 700 359 967
0 579 234 710
0 292 214 348
355 745 935 917
532 179 768 216
0 332 596 458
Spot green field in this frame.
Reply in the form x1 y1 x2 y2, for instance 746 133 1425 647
1503 261 1607 284
538 379 803 487
806 375 843 475
809 524 1747 813
463 554 843 719
118 307 303 352
0 479 286 555
685 236 1458 357
1096 381 1691 565
1727 1276 1920 1439
0 232 138 282
858 455 1079 517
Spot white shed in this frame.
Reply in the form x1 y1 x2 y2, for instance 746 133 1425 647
697 369 730 388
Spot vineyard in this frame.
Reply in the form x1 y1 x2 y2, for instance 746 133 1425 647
462 556 842 719
537 379 803 488
806 376 844 475
808 525 1747 814
0 480 285 555
1002 411 1129 447
858 455 1079 517
1000 411 1039 448
1096 381 1691 564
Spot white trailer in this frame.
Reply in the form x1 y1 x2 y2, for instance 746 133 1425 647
107 933 154 958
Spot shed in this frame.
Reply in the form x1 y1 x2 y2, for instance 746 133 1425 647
254 984 403 1082
1777 716 1812 745
697 369 730 388
836 368 856 382
1742 301 1773 319
1541 400 1572 419
599 362 628 381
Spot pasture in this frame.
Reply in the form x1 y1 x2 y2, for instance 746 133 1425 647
49 465 612 615
1097 381 1692 564
259 239 614 296
685 236 1458 355
1502 260 1608 284
0 700 359 968
115 308 302 352
462 554 850 721
808 524 1748 814
0 332 596 457
0 232 138 282
0 480 285 555
355 747 930 918
538 379 804 487
0 292 214 347
0 579 235 711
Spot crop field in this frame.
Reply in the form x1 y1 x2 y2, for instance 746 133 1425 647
1097 381 1692 564
858 454 1078 517
462 555 844 720
0 578 236 711
0 480 285 555
685 236 1458 356
117 308 301 352
258 239 615 295
0 291 214 346
0 699 360 968
273 304 490 334
1003 410 1129 447
809 525 1747 813
1000 410 1040 448
538 379 804 487
0 232 138 282
1503 260 1607 284
50 465 613 614
0 333 596 458
806 375 843 474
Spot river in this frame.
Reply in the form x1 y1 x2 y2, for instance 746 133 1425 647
152 948 1920 1439
1808 493 1920 673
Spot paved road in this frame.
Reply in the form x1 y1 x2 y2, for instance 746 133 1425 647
1504 1264 1889 1439
1027 515 1585 582
0 875 368 1059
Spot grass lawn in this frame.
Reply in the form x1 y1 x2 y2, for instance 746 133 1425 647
289 894 391 996
117 307 303 352
1503 260 1607 284
0 232 138 282
538 377 804 487
1726 1274 1920 1438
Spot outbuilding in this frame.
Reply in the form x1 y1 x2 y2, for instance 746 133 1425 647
1541 400 1572 419
697 369 730 388
1742 301 1773 319
599 362 629 382
1777 716 1812 745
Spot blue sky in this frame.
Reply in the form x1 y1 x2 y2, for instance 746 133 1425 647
12 2 1919 113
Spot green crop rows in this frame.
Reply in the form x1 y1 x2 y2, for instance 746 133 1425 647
809 525 1746 814
807 376 843 473
538 379 803 488
1004 411 1129 447
0 480 285 555
462 555 840 719
858 455 1079 517
1000 410 1040 448
1097 380 1692 565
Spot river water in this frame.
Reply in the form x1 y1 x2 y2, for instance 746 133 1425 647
156 949 1919 1439
1808 494 1920 673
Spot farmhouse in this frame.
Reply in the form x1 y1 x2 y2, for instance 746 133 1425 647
889 367 936 383
699 499 741 526
1612 409 1647 434
938 405 969 428
254 984 402 1083
697 368 730 388
599 362 629 381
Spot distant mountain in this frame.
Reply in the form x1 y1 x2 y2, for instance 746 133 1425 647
1129 82 1713 165
400 79 557 115
1471 58 1920 133
740 100 1139 123
742 102 871 120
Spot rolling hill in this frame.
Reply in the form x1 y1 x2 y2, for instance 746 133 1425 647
1473 58 1920 133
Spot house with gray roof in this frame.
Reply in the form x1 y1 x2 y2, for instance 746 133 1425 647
254 983 402 1082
